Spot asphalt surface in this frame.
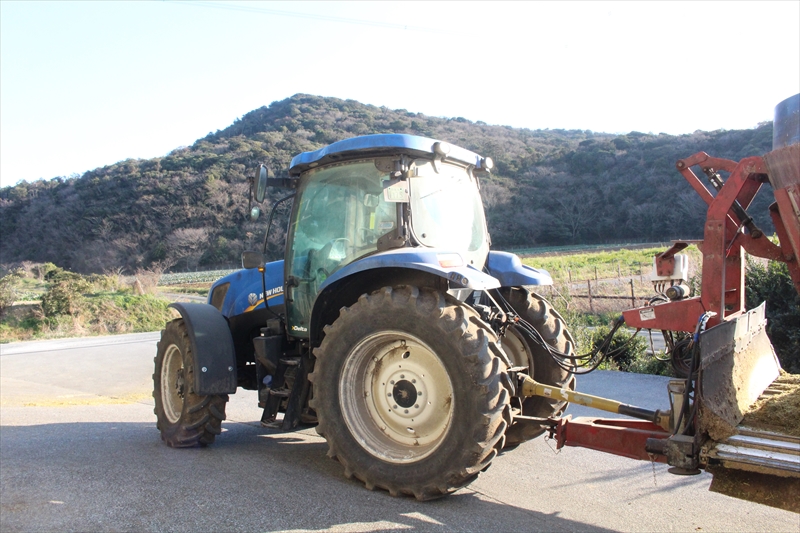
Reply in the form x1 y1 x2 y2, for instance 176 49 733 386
1 333 797 533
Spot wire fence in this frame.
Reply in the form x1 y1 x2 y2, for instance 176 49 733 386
538 276 656 315
501 241 670 258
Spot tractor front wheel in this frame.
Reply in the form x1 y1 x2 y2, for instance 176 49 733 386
153 319 228 447
309 286 511 500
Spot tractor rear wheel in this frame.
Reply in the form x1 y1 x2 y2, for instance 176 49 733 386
153 319 228 447
309 286 511 500
499 287 576 446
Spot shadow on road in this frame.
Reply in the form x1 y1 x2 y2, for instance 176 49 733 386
0 419 618 532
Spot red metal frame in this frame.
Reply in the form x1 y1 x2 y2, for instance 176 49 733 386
553 416 668 462
655 242 689 277
623 147 800 332
558 145 799 467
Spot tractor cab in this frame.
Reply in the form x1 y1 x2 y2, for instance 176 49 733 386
262 135 495 337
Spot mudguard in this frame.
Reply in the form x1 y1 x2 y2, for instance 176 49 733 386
317 248 502 292
168 303 237 395
486 251 553 287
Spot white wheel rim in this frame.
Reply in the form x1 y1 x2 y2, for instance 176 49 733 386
339 331 453 463
501 327 531 369
161 344 184 424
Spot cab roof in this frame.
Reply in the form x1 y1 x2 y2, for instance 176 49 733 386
288 134 485 176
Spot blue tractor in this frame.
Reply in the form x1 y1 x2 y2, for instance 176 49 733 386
153 134 575 499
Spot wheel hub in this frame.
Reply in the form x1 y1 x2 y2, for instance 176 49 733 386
175 369 185 398
339 332 454 463
391 379 417 408
382 367 428 420
161 344 185 424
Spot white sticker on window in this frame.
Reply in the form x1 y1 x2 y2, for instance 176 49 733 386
383 179 409 203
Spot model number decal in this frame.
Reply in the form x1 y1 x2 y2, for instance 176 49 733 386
247 286 284 305
639 308 656 321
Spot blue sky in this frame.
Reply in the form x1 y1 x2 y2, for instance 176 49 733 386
1 1 798 188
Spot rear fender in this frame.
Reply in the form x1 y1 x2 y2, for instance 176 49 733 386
309 249 502 346
318 249 501 293
168 303 238 395
486 251 553 287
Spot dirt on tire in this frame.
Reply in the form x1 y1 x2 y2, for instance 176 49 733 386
309 285 511 500
153 318 228 447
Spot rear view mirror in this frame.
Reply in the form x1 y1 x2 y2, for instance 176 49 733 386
255 165 268 203
242 251 267 270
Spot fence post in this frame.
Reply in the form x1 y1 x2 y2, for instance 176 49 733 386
594 266 598 282
588 279 594 313
630 278 636 308
617 263 621 278
568 268 572 283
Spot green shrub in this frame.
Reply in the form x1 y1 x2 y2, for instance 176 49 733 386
88 293 172 333
87 274 120 292
0 270 25 316
746 259 800 373
41 276 93 316
31 262 59 281
587 325 664 374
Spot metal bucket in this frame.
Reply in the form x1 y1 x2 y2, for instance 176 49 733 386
697 303 781 441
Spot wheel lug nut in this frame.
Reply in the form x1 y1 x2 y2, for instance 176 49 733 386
404 409 409 414
393 405 398 409
400 374 405 379
412 379 416 384
390 380 395 385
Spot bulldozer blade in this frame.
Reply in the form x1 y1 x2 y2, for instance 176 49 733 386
698 303 781 441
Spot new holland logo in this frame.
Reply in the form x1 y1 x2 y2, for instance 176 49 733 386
248 293 258 306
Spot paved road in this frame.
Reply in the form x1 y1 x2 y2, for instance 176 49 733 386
1 333 797 532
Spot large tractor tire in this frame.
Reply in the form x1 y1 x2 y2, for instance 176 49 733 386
153 319 228 447
309 286 511 500
499 287 576 446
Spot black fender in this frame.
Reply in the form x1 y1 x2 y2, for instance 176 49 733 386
169 303 238 395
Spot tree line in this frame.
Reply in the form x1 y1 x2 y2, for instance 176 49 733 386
0 94 776 274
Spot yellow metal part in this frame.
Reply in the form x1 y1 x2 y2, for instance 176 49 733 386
521 375 618 411
520 375 672 431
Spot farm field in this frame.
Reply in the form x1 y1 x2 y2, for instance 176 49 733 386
0 245 701 346
0 248 694 344
521 245 703 316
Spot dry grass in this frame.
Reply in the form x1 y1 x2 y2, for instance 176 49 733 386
741 370 800 436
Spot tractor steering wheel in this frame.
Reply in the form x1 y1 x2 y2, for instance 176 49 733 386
315 238 351 279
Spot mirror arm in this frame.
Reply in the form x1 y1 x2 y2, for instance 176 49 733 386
262 192 297 255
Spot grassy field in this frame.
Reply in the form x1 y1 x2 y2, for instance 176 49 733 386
1 248 685 344
518 245 701 318
0 248 690 358
521 245 702 283
0 266 183 343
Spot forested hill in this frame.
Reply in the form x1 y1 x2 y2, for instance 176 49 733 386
0 94 774 274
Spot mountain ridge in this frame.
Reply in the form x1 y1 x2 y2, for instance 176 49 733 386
0 94 775 273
